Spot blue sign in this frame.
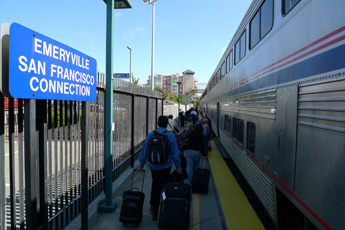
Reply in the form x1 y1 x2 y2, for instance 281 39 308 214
9 23 97 101
113 73 130 79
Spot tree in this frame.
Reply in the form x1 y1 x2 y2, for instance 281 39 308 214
131 74 140 85
154 87 168 100
167 94 178 103
194 99 200 107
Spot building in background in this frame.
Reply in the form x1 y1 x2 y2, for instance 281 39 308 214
146 69 202 104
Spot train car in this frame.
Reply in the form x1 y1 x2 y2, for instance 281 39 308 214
200 0 345 229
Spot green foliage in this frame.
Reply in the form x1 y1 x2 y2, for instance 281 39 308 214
131 74 140 85
154 87 168 100
154 88 181 102
167 94 178 103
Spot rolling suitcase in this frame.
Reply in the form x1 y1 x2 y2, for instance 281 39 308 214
162 181 192 201
119 169 145 225
158 180 191 229
192 159 210 194
158 176 192 229
158 197 190 230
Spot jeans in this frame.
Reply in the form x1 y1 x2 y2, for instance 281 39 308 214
203 136 210 156
184 149 201 183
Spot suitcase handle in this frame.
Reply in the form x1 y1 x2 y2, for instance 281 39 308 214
132 169 145 192
200 158 208 169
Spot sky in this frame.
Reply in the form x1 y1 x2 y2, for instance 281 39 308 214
0 0 253 86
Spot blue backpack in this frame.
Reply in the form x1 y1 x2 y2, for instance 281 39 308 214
147 131 170 164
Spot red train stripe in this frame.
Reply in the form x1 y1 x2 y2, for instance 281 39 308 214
219 25 345 95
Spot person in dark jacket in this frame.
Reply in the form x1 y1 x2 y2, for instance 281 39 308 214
179 109 185 127
137 116 182 220
183 124 207 183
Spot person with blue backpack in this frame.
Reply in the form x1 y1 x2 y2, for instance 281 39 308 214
137 115 182 221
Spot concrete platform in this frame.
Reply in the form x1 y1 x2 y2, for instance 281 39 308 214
65 117 270 230
89 164 226 230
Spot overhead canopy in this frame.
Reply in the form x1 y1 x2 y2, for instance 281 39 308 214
102 0 132 9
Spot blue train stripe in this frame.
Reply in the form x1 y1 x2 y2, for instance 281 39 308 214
225 43 345 97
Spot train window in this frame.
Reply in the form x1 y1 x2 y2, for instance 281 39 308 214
235 31 246 65
221 61 226 79
240 32 246 60
226 51 234 73
216 69 221 83
282 0 301 16
224 115 231 134
247 122 256 155
250 11 260 48
235 41 240 65
233 117 244 145
261 0 273 37
250 0 273 49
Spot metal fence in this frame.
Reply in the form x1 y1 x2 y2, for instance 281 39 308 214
0 73 162 230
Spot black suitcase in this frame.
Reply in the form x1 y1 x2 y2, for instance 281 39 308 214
119 169 145 225
158 180 192 229
163 181 192 202
192 159 210 194
158 197 190 230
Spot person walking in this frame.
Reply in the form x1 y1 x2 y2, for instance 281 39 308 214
191 108 198 127
179 109 185 127
137 116 182 221
167 114 179 135
202 118 211 156
183 124 207 184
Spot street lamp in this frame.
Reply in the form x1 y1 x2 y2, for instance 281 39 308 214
177 81 181 125
127 46 132 84
100 0 132 216
143 0 159 91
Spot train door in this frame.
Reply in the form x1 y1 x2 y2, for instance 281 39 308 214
273 85 298 191
217 102 220 138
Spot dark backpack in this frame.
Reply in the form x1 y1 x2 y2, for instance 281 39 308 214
147 131 170 164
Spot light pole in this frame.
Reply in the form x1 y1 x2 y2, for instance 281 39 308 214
100 0 132 216
177 81 181 125
127 46 132 84
143 0 159 91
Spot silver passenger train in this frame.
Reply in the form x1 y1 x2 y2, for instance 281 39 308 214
200 0 345 229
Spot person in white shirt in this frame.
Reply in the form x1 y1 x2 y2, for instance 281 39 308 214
167 114 177 133
191 109 198 127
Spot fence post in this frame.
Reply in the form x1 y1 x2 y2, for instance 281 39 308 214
24 99 38 230
36 99 48 229
0 93 5 229
131 94 135 168
81 101 89 230
155 98 158 129
8 98 16 229
146 97 149 136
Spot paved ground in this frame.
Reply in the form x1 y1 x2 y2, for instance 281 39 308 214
88 120 226 230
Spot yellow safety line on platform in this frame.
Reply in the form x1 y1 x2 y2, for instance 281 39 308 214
208 140 264 230
193 193 200 230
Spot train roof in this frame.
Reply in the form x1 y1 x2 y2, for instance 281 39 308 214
207 0 261 86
